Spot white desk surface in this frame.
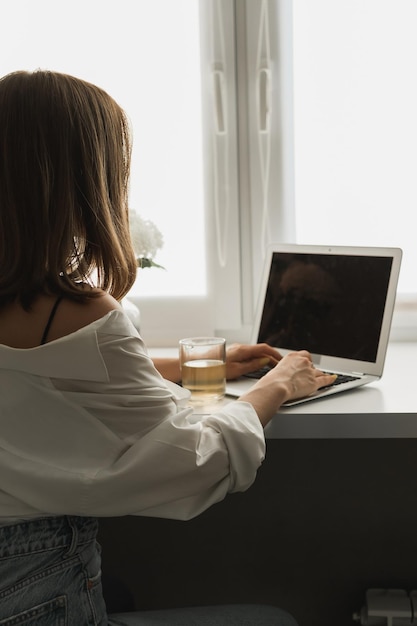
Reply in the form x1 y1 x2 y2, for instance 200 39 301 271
149 342 417 439
264 341 417 439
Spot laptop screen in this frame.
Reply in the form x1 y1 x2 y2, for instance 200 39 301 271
257 252 393 363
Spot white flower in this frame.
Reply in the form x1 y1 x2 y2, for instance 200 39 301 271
129 210 164 269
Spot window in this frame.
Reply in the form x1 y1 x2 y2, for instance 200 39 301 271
212 0 417 342
1 0 213 344
220 0 417 341
2 0 415 345
3 0 206 297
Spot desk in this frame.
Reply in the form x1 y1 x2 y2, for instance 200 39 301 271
150 341 417 438
100 342 417 626
265 341 417 438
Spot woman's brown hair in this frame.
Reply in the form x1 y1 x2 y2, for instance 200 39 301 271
0 70 138 308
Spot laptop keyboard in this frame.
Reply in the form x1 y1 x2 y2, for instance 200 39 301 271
244 367 360 389
244 366 275 380
322 372 359 386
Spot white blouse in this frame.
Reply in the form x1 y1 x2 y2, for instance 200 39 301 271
0 310 265 523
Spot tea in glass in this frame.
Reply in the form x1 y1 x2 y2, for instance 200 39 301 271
179 337 226 405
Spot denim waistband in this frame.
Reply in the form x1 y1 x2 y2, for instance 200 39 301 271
0 516 98 560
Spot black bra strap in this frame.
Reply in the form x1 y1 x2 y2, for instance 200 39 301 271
40 297 63 345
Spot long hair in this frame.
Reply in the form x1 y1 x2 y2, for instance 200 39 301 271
0 70 138 307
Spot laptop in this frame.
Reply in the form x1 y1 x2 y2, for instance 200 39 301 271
226 243 402 406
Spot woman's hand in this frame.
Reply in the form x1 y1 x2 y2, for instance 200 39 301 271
239 350 337 426
263 350 335 401
225 342 282 380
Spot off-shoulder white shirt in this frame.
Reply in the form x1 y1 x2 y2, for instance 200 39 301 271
0 310 265 523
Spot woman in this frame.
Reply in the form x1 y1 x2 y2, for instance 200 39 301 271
0 70 335 625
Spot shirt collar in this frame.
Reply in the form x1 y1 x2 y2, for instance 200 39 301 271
0 330 109 382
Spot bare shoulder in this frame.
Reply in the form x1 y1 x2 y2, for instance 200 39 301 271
73 290 122 319
54 291 122 338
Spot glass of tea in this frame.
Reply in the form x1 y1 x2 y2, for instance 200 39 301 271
179 337 226 406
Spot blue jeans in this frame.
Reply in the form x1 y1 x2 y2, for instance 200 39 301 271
0 516 298 625
0 516 106 625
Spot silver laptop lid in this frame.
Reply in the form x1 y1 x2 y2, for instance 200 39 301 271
252 244 402 376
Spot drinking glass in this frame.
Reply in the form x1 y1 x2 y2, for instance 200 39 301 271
179 337 226 406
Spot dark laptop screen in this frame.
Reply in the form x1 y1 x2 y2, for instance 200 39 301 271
257 252 393 363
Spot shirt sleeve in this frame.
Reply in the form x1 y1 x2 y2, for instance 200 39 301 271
36 313 266 520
